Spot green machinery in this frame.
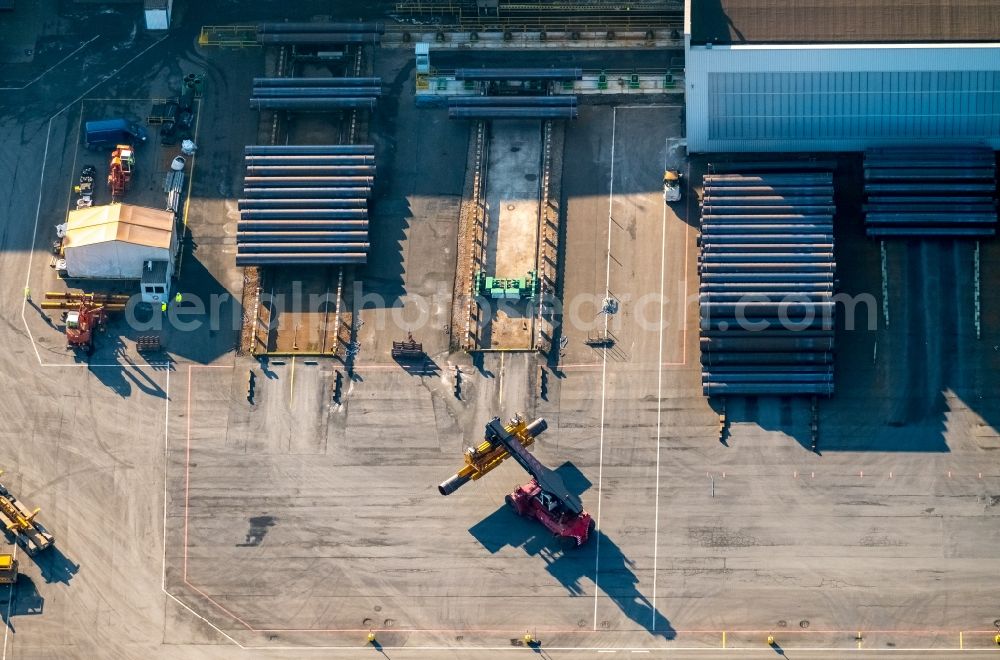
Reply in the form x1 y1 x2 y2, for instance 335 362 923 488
475 270 538 300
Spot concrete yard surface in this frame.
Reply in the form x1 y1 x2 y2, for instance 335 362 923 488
0 2 996 659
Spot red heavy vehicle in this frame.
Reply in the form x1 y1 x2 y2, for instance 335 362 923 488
440 417 593 547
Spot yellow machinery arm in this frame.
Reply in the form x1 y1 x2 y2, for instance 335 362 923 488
438 416 548 495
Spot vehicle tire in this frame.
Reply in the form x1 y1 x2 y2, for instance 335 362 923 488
504 494 518 514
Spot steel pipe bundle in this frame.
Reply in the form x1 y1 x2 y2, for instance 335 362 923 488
245 155 374 166
253 87 382 98
242 187 371 199
237 145 376 266
253 77 382 87
238 231 368 243
244 176 374 188
257 33 380 45
699 166 839 396
237 220 369 231
245 145 374 155
448 105 578 120
245 165 375 176
257 22 385 34
448 96 577 107
237 253 369 266
250 97 376 111
239 209 368 221
454 68 583 81
239 242 370 253
238 198 367 209
863 147 998 238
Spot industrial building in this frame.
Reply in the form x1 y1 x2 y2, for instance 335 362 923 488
61 203 177 283
684 0 1000 152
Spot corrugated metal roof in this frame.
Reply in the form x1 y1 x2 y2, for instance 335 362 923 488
690 0 1000 45
65 204 174 250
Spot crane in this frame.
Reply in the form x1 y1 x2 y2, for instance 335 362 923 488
440 416 593 546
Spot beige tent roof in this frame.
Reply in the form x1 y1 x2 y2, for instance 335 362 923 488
65 204 174 250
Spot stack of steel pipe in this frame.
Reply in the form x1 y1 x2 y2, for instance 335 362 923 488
699 170 837 397
448 95 578 120
256 22 383 46
863 147 998 238
250 77 381 112
237 145 375 266
454 68 583 82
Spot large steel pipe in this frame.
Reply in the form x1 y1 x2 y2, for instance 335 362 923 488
864 204 996 213
448 96 577 106
257 33 380 45
864 168 994 180
701 272 834 283
703 234 833 244
237 220 368 231
244 145 374 155
253 77 383 87
866 213 996 224
252 87 381 97
703 186 832 196
867 227 996 237
239 242 370 253
242 187 370 198
700 336 834 352
245 165 375 176
702 207 836 216
865 183 995 193
703 174 832 186
246 155 374 166
236 253 369 266
705 160 837 172
701 352 833 365
701 302 835 316
448 107 578 119
454 68 582 81
702 372 832 384
438 418 548 496
250 97 376 110
701 243 834 252
238 198 367 209
700 252 834 263
237 231 368 243
239 209 368 220
244 176 374 188
704 382 834 396
701 196 833 206
701 214 833 222
700 292 832 302
700 224 834 234
258 22 385 33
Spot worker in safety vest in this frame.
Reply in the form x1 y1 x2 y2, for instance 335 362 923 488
174 292 182 304
161 302 167 313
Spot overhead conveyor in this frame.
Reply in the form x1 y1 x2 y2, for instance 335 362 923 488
699 164 839 397
236 145 376 266
862 147 998 238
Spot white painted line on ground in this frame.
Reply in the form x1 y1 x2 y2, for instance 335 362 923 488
650 139 668 626
592 106 616 631
161 368 170 592
0 35 99 90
